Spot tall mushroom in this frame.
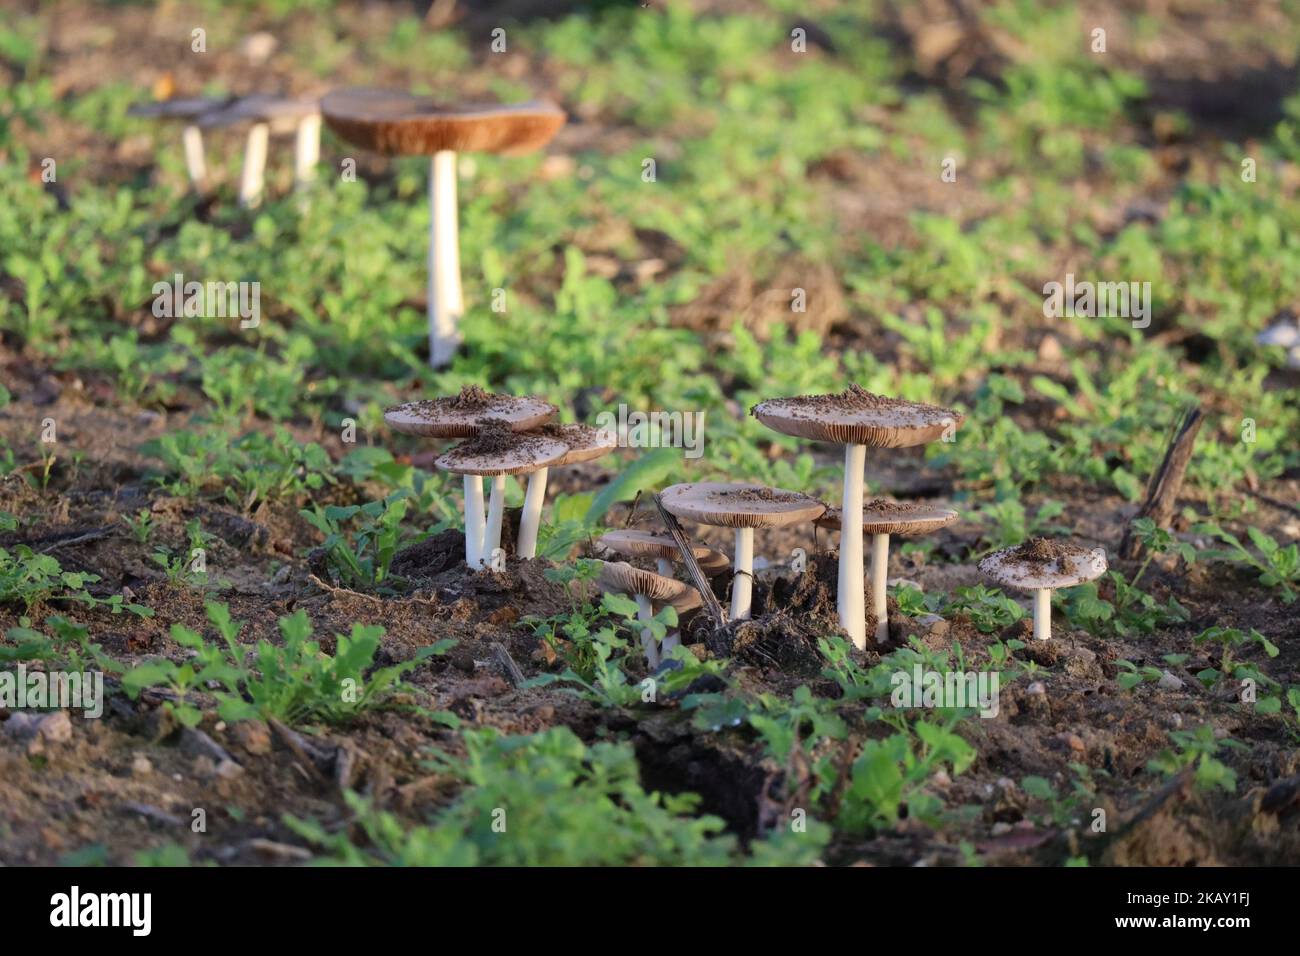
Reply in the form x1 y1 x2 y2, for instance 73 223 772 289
127 96 233 192
436 424 568 570
514 423 618 560
320 89 567 368
384 387 557 568
660 482 825 621
198 95 322 207
596 529 729 579
817 499 958 644
597 561 702 668
752 386 963 649
979 538 1108 640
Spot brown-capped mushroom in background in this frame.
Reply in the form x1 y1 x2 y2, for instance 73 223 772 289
752 386 963 649
127 96 233 193
199 95 322 206
321 89 566 368
596 529 729 579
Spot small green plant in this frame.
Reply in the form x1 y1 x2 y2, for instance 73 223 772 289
122 508 154 544
1191 626 1279 690
300 492 419 591
1146 724 1244 793
943 584 1025 633
1196 523 1299 603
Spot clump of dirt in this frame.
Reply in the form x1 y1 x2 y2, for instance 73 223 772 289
1004 536 1091 574
438 420 554 467
862 498 933 516
712 487 810 504
401 386 537 422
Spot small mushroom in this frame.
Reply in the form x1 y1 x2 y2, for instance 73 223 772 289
436 425 567 570
198 96 322 207
979 538 1108 640
597 561 702 668
321 89 566 368
127 96 233 192
596 529 729 578
817 499 958 644
514 423 618 560
660 482 825 621
384 388 557 568
752 386 963 649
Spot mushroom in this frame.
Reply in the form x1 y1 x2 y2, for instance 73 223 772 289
817 499 958 644
660 482 825 621
320 89 567 368
596 529 729 579
752 386 963 649
198 95 322 207
979 538 1108 640
127 96 233 192
383 388 557 568
513 423 618 560
436 424 568 570
597 561 702 668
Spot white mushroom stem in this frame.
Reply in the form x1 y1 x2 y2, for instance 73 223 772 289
656 558 674 577
635 594 658 669
1033 588 1052 640
294 114 321 188
428 149 463 369
516 467 548 560
239 121 269 208
731 526 754 621
838 444 867 648
484 475 506 559
463 475 486 569
181 124 207 191
871 532 890 644
661 630 680 660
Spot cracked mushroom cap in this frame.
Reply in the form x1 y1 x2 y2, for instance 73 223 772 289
544 423 619 466
597 561 702 613
597 530 727 572
817 499 959 536
752 385 963 448
434 426 568 477
198 95 320 133
979 539 1108 591
321 88 566 156
128 96 233 121
660 482 826 529
385 388 557 438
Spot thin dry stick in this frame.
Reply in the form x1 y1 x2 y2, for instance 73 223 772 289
1118 405 1204 560
652 493 726 628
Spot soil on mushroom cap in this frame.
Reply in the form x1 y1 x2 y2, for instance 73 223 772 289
752 384 957 424
712 487 814 504
439 420 556 465
404 385 537 420
1004 536 1092 574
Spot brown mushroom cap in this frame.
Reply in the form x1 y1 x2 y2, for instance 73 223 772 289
597 530 713 563
321 88 566 156
597 561 702 613
198 95 320 133
817 499 959 536
435 430 567 477
752 385 963 448
660 482 826 529
384 388 557 438
695 549 731 577
979 540 1108 591
544 423 618 466
128 96 232 121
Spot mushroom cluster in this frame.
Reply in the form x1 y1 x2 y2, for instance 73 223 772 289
129 93 322 205
384 387 613 568
751 386 964 649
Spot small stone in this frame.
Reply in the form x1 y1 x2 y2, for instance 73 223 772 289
1157 671 1184 691
215 759 244 780
192 755 216 778
36 711 72 744
1062 733 1086 754
131 754 153 776
1026 681 1047 697
228 719 271 756
991 822 1013 835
